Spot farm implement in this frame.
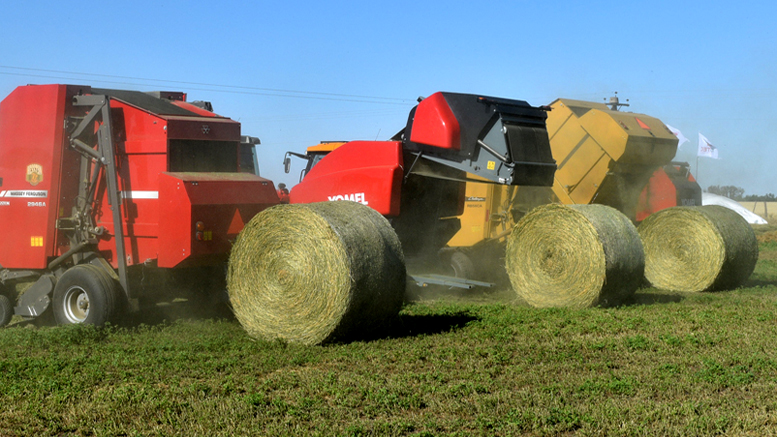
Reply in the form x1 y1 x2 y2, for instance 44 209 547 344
0 84 279 326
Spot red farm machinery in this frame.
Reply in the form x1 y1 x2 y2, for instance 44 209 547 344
636 162 702 221
0 84 279 326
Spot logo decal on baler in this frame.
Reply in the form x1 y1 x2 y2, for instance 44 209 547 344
327 192 369 205
202 125 210 134
26 164 43 186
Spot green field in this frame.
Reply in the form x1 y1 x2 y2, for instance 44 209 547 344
2 233 777 436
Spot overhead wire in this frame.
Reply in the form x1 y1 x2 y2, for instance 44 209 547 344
0 66 416 156
245 108 409 123
0 66 414 105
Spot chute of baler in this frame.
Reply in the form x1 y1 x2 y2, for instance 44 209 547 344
399 92 556 186
546 98 679 220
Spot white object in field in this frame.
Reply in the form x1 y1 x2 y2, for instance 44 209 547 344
702 192 767 225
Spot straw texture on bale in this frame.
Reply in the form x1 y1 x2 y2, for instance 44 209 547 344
505 203 644 308
227 201 406 345
638 205 758 292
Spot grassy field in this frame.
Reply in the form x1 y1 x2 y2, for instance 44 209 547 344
2 231 777 436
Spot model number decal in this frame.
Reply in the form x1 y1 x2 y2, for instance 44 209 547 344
28 201 46 207
327 192 369 205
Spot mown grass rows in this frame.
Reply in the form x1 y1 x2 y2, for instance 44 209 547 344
1 246 777 436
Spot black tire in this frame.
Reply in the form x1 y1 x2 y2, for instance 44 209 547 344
88 263 125 321
52 264 121 326
450 251 476 280
0 294 12 327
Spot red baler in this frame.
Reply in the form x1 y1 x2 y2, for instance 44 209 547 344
0 84 278 326
636 162 702 222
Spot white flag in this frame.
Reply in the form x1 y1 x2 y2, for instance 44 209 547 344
698 133 719 159
666 124 688 148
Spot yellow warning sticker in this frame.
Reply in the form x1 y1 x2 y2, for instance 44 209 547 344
31 237 43 247
487 161 496 170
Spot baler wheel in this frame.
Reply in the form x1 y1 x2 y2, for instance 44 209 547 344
0 294 12 327
52 264 120 326
450 251 475 280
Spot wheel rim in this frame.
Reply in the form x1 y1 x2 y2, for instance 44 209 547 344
451 262 465 278
63 285 90 323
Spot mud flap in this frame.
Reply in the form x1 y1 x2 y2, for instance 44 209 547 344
14 275 55 317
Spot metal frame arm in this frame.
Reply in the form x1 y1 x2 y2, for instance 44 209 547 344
68 95 131 299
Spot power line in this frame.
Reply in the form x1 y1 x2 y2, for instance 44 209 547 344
0 65 410 102
245 108 408 123
0 66 414 105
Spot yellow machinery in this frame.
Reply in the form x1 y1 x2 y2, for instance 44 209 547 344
447 97 678 249
284 141 346 182
445 177 521 248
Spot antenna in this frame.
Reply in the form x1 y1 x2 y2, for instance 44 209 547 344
605 91 630 111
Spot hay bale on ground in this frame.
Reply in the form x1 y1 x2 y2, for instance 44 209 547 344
505 204 644 308
638 205 758 292
227 201 406 345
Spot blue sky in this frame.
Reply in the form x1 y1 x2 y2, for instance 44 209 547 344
1 0 775 194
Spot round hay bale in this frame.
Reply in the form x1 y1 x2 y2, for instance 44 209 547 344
227 201 406 345
638 205 758 292
505 203 644 308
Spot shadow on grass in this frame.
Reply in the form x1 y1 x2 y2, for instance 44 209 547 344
345 312 479 343
392 312 478 337
743 278 777 288
625 292 685 306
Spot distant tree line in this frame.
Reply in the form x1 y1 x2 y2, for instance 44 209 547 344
707 185 776 201
743 193 777 201
707 185 745 200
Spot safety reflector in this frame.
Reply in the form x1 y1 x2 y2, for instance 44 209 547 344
30 236 43 247
227 209 245 236
635 118 651 130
